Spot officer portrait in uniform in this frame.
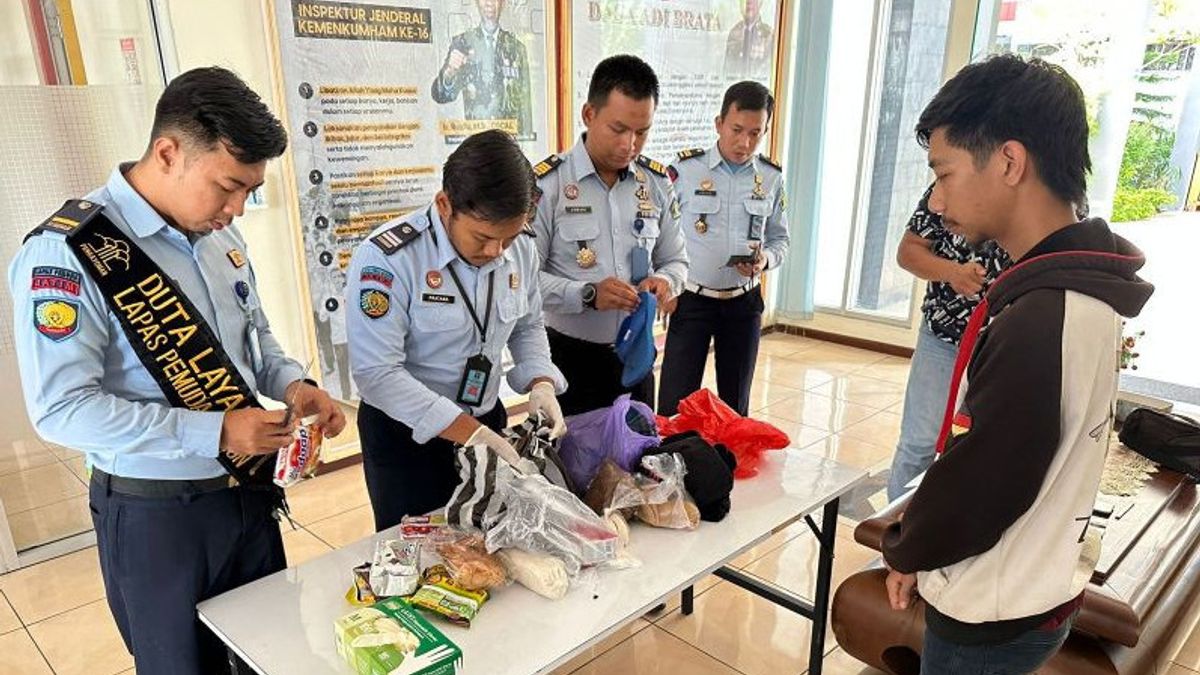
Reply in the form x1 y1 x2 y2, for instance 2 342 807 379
724 0 776 82
431 0 534 138
8 67 346 675
345 129 566 531
658 80 790 418
531 54 689 416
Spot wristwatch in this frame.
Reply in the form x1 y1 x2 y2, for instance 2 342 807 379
582 283 598 309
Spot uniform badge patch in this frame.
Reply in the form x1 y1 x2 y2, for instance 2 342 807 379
426 270 443 289
31 266 82 295
361 265 394 288
227 249 247 268
509 272 520 290
34 298 80 341
360 289 390 319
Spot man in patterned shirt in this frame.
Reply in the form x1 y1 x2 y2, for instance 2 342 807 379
886 184 1011 501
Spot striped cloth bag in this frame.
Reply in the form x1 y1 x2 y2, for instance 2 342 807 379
445 412 575 529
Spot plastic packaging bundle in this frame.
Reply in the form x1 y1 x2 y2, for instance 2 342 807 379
484 474 619 576
656 388 788 478
434 533 508 592
635 453 700 530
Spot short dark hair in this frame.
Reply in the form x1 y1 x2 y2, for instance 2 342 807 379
720 81 775 121
916 54 1090 206
586 55 659 109
150 66 287 164
443 129 535 222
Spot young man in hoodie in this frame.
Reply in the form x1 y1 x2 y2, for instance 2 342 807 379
880 54 1153 674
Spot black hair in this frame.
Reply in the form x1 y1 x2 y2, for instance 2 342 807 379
586 54 659 109
916 53 1090 206
150 66 287 163
443 129 535 222
720 80 775 121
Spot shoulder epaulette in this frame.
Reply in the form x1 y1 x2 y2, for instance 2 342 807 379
676 148 706 162
758 154 783 171
26 199 104 242
371 221 423 255
636 155 669 178
533 154 563 179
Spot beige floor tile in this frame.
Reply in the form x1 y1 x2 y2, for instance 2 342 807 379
1175 613 1200 670
838 412 904 449
281 525 334 567
284 462 370 526
306 504 376 548
0 462 87 514
808 374 906 411
758 334 822 358
0 629 53 674
857 355 913 385
321 402 362 462
63 455 89 483
548 618 652 674
1166 665 1200 675
801 344 890 371
759 393 879 433
802 435 896 472
741 529 879 605
28 598 131 675
569 625 742 675
754 355 842 389
745 380 806 413
657 580 825 675
0 591 21 634
0 440 59 478
8 494 93 551
821 647 889 674
0 547 106 625
43 443 84 461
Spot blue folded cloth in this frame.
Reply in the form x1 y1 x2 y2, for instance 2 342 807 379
615 291 657 387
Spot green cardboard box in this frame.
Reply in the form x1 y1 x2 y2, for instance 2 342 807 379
334 597 463 674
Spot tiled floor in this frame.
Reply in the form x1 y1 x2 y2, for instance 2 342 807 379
1 332 1198 674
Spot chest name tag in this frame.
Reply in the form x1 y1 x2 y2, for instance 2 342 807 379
422 293 456 304
565 206 592 215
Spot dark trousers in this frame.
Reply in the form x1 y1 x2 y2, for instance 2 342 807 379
658 289 764 417
89 477 285 675
358 399 507 532
547 327 655 417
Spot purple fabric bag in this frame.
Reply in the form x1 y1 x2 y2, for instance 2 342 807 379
558 394 661 493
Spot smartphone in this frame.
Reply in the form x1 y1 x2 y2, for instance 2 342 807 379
724 254 757 267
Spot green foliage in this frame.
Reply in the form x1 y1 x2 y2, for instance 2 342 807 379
1112 187 1176 222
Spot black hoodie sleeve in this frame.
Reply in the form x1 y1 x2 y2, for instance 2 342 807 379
882 288 1065 573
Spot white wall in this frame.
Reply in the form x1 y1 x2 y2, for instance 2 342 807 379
0 3 39 85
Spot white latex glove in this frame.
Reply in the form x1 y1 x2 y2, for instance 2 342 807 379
465 425 521 467
528 381 567 439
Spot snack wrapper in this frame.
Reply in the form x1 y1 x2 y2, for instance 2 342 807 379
369 539 421 598
274 414 323 488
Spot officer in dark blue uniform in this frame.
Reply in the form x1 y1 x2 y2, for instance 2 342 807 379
9 68 345 674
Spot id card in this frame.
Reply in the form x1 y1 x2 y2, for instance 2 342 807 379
456 354 493 406
631 246 651 284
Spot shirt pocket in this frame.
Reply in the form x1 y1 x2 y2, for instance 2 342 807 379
743 198 773 239
496 290 529 325
690 194 722 217
411 303 468 333
556 212 599 243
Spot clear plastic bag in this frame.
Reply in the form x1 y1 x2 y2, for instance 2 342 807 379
484 474 619 576
634 453 700 530
434 533 508 592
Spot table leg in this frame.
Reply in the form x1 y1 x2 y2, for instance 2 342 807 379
807 497 840 675
681 585 695 615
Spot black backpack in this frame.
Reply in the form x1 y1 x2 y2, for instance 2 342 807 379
1118 408 1200 482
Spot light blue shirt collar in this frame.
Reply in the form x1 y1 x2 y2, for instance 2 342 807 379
429 204 513 273
105 164 174 239
711 144 754 174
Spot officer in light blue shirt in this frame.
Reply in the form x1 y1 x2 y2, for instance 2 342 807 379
8 68 345 675
659 81 790 417
532 55 688 416
345 130 567 531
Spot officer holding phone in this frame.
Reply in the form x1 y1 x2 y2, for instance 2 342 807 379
658 81 790 417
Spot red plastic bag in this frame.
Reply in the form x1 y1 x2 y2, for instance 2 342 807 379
655 389 788 478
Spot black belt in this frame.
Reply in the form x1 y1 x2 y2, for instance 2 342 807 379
91 467 233 498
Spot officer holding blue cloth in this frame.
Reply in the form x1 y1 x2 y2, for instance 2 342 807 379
658 81 790 417
532 55 688 416
345 130 567 531
8 67 345 674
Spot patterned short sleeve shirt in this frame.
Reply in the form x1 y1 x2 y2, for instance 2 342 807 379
909 185 1012 344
